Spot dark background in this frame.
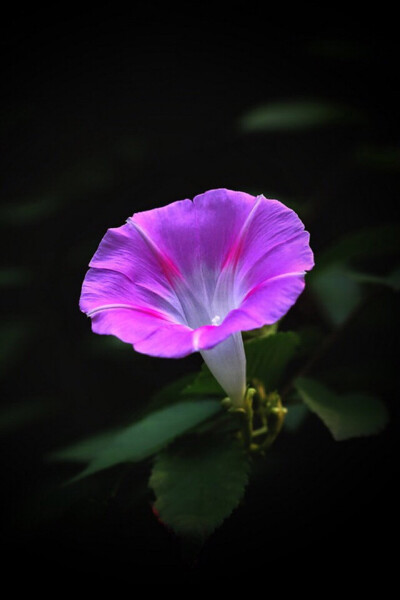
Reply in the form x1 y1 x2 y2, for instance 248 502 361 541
1 9 399 576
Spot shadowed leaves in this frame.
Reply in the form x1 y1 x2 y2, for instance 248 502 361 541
239 100 360 132
150 433 250 540
51 399 222 483
295 377 388 441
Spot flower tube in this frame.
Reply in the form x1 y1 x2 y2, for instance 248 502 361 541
80 189 314 406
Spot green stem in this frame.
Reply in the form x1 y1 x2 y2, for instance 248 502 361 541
252 426 268 438
229 387 256 450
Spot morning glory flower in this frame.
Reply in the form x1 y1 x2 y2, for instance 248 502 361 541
80 189 314 407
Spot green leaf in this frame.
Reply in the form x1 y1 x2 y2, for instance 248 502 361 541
311 264 400 326
150 373 197 405
310 264 363 325
182 332 300 398
150 434 250 540
346 267 400 291
239 100 358 133
316 224 400 270
246 331 300 391
310 224 400 326
51 399 222 483
50 430 121 463
139 373 199 419
0 195 66 224
181 365 225 398
295 377 388 441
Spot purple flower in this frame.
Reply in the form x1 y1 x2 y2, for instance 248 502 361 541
80 189 314 406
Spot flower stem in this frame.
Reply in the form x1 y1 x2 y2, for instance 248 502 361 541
225 385 287 453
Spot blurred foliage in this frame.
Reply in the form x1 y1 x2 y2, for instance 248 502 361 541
0 195 66 224
311 261 400 325
239 100 361 133
295 377 388 441
245 332 300 390
315 224 400 269
0 398 57 435
283 402 309 433
50 399 221 483
308 38 369 60
311 264 363 325
354 145 400 171
309 222 400 325
0 267 32 288
0 321 36 375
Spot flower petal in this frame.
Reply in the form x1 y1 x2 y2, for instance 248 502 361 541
132 189 255 280
192 189 256 274
88 223 183 317
240 272 307 324
80 267 184 325
211 195 313 323
234 196 314 291
90 308 195 358
130 189 257 327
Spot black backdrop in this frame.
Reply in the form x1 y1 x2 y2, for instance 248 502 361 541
1 9 399 577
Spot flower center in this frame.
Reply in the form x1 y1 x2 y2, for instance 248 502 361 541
211 314 221 326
